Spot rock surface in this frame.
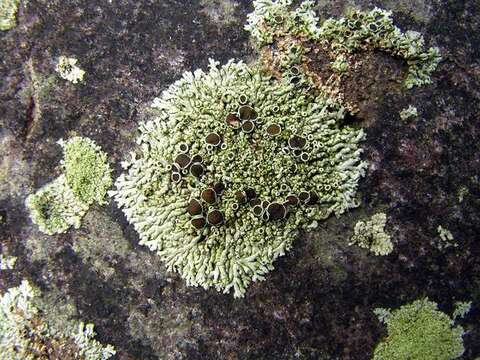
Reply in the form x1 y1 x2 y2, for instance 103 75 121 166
1 0 479 359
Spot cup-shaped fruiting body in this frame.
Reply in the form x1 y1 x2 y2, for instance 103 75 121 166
205 133 222 147
191 215 207 230
225 113 241 128
266 123 282 136
175 154 191 169
238 94 249 105
171 172 182 183
288 135 307 150
178 142 189 153
239 105 258 121
187 198 203 216
213 182 225 195
207 209 224 226
111 60 367 298
266 202 287 221
235 190 247 204
253 204 264 217
201 188 217 204
285 194 299 206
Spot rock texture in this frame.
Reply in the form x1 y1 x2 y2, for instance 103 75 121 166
0 0 479 359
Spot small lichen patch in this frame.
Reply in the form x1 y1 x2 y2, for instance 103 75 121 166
0 254 17 270
110 59 367 297
200 0 239 27
349 213 393 256
26 175 89 235
0 0 20 31
373 298 465 360
453 301 472 320
0 280 116 359
60 137 113 205
400 105 418 121
55 56 85 84
436 225 457 250
26 137 112 235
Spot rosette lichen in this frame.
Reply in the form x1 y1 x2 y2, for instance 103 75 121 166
0 280 116 359
26 137 112 235
110 59 367 297
111 1 441 297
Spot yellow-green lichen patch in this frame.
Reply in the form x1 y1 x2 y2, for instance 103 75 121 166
55 56 86 84
0 0 20 31
0 280 116 360
60 137 112 205
349 213 393 256
110 59 367 297
373 298 465 360
26 137 112 235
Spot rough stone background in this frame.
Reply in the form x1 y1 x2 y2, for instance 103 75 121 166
1 0 479 359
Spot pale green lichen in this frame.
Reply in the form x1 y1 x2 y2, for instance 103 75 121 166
436 225 458 250
453 301 472 320
399 105 418 121
457 186 469 203
246 1 441 89
110 59 367 297
0 254 17 270
330 54 349 73
0 280 115 359
0 0 20 31
26 137 112 235
373 298 465 360
26 175 89 235
349 213 393 256
55 56 86 84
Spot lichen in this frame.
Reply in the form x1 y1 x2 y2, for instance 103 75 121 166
60 137 112 205
0 0 20 31
26 137 112 235
55 56 85 84
349 213 393 256
399 105 418 121
26 175 89 235
452 301 472 320
246 1 441 101
110 59 367 297
0 280 116 359
436 225 458 250
373 298 465 360
0 254 17 270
